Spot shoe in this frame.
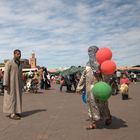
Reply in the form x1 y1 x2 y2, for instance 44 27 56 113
16 113 22 117
9 114 21 120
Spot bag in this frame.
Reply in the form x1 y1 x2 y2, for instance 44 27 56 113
120 84 129 94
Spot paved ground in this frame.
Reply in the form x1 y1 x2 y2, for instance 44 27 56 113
0 82 140 140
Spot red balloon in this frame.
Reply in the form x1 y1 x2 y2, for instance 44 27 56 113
101 60 116 75
96 48 112 64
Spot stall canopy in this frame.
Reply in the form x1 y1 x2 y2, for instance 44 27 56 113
61 66 84 76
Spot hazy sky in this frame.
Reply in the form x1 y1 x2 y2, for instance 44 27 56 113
0 0 140 68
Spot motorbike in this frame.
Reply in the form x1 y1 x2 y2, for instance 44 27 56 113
24 78 39 93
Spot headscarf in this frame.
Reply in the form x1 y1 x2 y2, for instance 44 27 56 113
86 46 99 72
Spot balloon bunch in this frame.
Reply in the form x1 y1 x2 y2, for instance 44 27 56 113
96 47 116 75
92 48 117 101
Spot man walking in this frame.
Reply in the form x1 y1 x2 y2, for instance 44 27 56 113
3 49 23 120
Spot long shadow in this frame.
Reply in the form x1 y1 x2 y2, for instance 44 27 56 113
22 109 47 118
96 116 128 129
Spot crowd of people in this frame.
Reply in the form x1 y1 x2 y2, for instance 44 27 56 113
22 67 51 93
1 64 138 96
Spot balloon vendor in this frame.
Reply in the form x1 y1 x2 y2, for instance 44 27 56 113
76 46 113 130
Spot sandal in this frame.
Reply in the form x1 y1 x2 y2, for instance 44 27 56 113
105 116 112 126
86 123 96 130
9 114 21 120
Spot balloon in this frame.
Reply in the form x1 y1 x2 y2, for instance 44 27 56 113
82 90 87 104
101 60 116 75
92 82 112 101
96 48 112 64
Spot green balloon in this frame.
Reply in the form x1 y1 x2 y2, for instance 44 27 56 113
92 81 112 101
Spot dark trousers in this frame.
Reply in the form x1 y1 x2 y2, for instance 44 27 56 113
44 80 51 89
122 94 128 100
40 79 44 89
60 84 71 92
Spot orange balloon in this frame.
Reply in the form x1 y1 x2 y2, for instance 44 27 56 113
96 48 112 64
101 60 116 75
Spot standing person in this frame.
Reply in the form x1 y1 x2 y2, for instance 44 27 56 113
130 72 135 82
116 70 121 84
39 67 44 89
0 69 3 81
76 46 112 129
120 74 130 100
133 73 137 84
43 68 51 89
3 49 23 120
64 75 72 92
0 69 4 94
60 76 65 92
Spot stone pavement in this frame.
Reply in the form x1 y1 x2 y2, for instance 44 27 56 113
0 83 140 140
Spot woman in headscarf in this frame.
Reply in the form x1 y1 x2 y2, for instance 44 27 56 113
76 46 112 129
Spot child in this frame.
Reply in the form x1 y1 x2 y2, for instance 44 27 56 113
60 76 65 92
120 74 130 100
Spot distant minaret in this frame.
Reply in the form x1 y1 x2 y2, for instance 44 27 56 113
30 51 36 68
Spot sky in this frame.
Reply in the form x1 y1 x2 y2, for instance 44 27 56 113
0 0 140 69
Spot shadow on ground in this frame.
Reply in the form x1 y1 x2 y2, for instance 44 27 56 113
96 116 128 129
24 91 44 94
22 109 47 117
